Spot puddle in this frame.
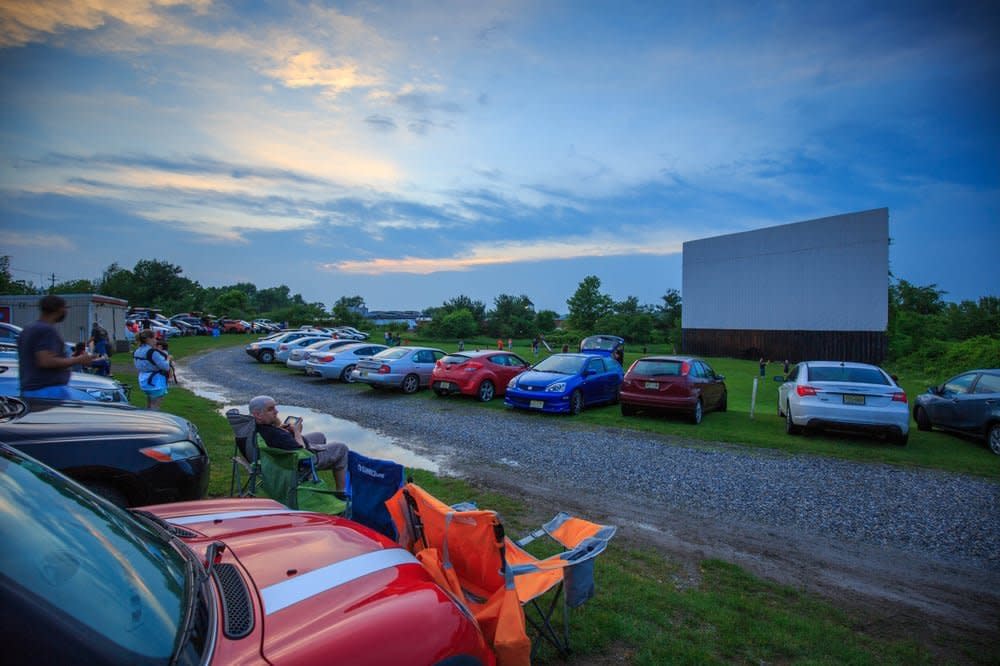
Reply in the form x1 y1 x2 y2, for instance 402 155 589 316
176 360 441 472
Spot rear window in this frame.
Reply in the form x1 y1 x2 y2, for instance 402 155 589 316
441 353 472 364
631 360 683 376
807 366 889 385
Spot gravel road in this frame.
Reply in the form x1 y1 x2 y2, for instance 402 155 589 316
182 346 1000 659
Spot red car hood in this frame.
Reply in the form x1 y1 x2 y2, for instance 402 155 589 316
144 498 492 666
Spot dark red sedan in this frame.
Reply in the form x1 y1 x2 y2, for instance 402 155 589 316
431 350 530 402
619 356 727 424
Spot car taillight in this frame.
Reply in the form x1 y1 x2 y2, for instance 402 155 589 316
378 364 391 374
796 385 817 397
279 344 288 350
464 362 483 372
680 361 690 375
891 391 907 403
318 355 333 363
435 360 444 368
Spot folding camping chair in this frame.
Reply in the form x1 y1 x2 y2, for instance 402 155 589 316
226 409 262 497
257 441 347 515
386 483 616 666
344 451 405 539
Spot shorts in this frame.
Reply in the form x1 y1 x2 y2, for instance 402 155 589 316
143 387 169 399
303 433 348 472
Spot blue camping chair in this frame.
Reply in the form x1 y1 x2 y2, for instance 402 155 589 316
345 451 405 539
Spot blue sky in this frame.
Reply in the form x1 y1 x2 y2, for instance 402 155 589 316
1 1 997 313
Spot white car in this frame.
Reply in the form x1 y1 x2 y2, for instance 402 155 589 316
273 335 334 364
777 361 909 445
333 326 369 340
285 338 358 371
305 342 389 381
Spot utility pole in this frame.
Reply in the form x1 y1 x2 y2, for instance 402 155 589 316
50 273 56 291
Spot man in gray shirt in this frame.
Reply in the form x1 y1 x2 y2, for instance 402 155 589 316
18 295 97 400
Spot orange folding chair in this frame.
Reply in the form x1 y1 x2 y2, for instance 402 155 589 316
387 483 616 665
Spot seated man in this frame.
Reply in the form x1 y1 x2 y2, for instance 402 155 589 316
248 395 349 491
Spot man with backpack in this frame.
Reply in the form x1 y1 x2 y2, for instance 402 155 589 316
133 329 172 409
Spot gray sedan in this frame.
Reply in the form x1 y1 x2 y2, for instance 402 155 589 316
305 343 388 381
913 369 1000 454
350 346 445 393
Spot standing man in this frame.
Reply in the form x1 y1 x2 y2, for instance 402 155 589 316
18 295 97 400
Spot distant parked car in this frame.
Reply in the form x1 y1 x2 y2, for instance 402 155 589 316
913 369 1000 454
285 338 358 371
219 318 249 334
170 315 211 335
0 443 495 666
619 356 727 424
579 334 625 365
504 353 624 415
777 361 909 445
350 346 446 393
0 396 209 506
245 330 331 363
0 322 21 345
431 350 530 402
306 343 389 381
334 326 370 340
0 364 129 403
273 335 334 363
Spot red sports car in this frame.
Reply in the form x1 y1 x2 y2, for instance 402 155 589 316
431 350 531 402
0 443 495 666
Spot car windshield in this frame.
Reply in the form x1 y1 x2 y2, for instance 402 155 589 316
580 336 620 351
0 447 189 663
632 360 683 376
532 355 585 374
808 366 889 385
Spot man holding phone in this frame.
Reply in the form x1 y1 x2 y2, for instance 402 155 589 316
248 395 349 491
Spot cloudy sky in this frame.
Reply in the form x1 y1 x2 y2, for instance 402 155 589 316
1 0 997 312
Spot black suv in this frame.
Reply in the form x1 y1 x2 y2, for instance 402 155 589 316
0 396 209 506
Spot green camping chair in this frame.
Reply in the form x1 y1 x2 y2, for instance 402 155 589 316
257 441 347 515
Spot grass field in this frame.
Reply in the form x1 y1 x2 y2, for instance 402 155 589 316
109 333 994 664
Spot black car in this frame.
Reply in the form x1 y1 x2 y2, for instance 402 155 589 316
913 369 1000 455
0 396 209 505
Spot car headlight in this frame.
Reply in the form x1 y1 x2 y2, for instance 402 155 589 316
507 378 518 389
546 382 567 393
140 441 202 462
249 343 259 350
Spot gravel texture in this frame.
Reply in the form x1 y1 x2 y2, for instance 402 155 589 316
183 346 1000 571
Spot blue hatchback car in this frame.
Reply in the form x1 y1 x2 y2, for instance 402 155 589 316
504 353 624 415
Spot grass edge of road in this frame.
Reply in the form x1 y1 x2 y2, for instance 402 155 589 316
108 337 986 664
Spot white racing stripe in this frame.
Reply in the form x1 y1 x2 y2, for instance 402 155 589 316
261 549 419 615
167 508 305 525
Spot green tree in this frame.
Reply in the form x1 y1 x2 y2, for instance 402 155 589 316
534 309 558 333
96 263 136 301
565 275 613 334
214 289 250 318
436 309 479 339
51 279 98 294
487 294 535 337
331 296 367 327
0 256 38 294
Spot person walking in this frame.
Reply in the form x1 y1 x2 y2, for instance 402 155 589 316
133 329 172 409
18 295 97 399
759 357 767 377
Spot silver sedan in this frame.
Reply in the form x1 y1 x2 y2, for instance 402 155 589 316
350 346 446 393
305 343 388 381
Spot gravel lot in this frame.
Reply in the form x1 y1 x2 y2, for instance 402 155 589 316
183 346 1000 658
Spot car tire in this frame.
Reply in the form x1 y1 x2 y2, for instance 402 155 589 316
477 380 495 402
690 399 703 425
86 482 129 508
401 374 420 394
988 423 1000 456
914 406 931 431
569 390 583 415
785 403 800 435
259 350 275 364
340 365 356 383
621 403 636 416
719 391 728 412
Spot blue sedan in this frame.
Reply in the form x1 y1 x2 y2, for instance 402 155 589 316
504 353 623 415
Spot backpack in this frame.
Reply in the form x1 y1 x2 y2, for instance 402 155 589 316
134 346 169 386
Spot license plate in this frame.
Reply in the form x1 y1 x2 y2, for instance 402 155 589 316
843 394 865 405
644 381 658 390
529 400 544 409
439 382 450 390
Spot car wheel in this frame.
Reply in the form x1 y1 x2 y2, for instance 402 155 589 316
719 391 728 412
785 403 800 435
569 390 584 415
621 403 636 416
259 350 275 364
914 406 931 431
401 374 420 394
86 482 129 508
340 365 356 383
690 399 703 425
477 380 495 402
988 423 1000 455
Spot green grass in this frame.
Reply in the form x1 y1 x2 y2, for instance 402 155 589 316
107 334 993 664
